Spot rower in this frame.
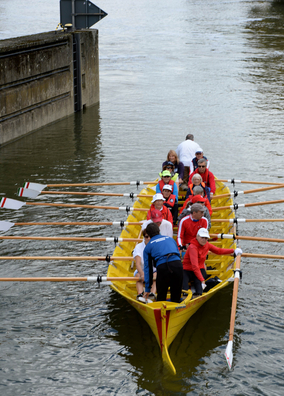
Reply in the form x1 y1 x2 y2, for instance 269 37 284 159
191 147 210 173
162 184 179 225
146 193 173 226
178 194 211 230
142 208 173 238
188 158 216 200
156 170 178 203
133 228 157 301
143 223 183 303
182 228 242 297
177 203 208 252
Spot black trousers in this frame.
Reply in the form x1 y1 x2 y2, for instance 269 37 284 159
164 202 179 225
182 268 207 295
156 260 183 303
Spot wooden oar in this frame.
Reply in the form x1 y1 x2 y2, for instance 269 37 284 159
0 236 143 242
210 234 284 243
242 253 284 259
224 254 241 369
212 199 284 212
0 276 138 282
0 220 143 232
0 256 133 261
22 181 157 190
212 184 284 200
0 197 148 212
211 218 284 223
218 179 284 186
18 188 154 199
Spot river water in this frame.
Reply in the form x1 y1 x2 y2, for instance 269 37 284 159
0 0 284 395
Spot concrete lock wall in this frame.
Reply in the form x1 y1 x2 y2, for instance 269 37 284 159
0 29 99 147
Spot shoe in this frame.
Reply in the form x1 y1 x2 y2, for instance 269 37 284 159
148 292 156 300
137 292 144 301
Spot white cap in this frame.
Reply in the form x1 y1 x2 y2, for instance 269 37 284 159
195 147 203 153
162 184 172 191
197 228 209 238
151 193 166 203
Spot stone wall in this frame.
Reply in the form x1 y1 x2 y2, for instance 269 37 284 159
0 29 99 147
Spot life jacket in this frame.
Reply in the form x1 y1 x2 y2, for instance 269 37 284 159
163 194 176 208
158 179 175 191
188 182 206 196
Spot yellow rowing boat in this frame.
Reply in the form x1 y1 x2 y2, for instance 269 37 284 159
107 179 236 374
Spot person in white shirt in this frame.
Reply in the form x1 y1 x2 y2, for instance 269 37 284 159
176 134 201 190
133 228 157 300
142 209 173 238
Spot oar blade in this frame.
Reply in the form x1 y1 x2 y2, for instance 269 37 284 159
0 221 15 232
23 182 47 191
225 340 233 370
0 197 26 210
18 188 40 199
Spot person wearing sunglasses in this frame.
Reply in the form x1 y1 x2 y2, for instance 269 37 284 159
191 147 210 172
156 170 178 204
133 228 157 301
188 158 216 199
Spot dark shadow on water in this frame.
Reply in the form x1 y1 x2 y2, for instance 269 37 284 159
0 103 102 197
105 285 243 395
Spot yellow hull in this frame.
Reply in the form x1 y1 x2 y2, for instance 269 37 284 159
107 179 236 374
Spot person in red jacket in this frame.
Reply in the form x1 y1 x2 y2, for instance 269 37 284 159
146 193 173 225
179 191 212 216
182 228 242 296
177 203 208 250
161 184 179 225
189 158 216 197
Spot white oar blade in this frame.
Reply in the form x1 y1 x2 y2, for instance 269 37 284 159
0 221 15 232
0 197 26 210
23 182 47 191
17 188 40 199
224 340 233 370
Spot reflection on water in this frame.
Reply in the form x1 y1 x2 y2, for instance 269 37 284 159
0 0 284 394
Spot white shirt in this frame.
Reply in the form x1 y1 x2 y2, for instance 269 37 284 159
133 241 146 267
142 219 173 238
176 140 201 166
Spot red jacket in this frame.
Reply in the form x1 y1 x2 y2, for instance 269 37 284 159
183 239 234 281
179 195 212 216
188 169 216 194
177 215 208 246
147 204 173 225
